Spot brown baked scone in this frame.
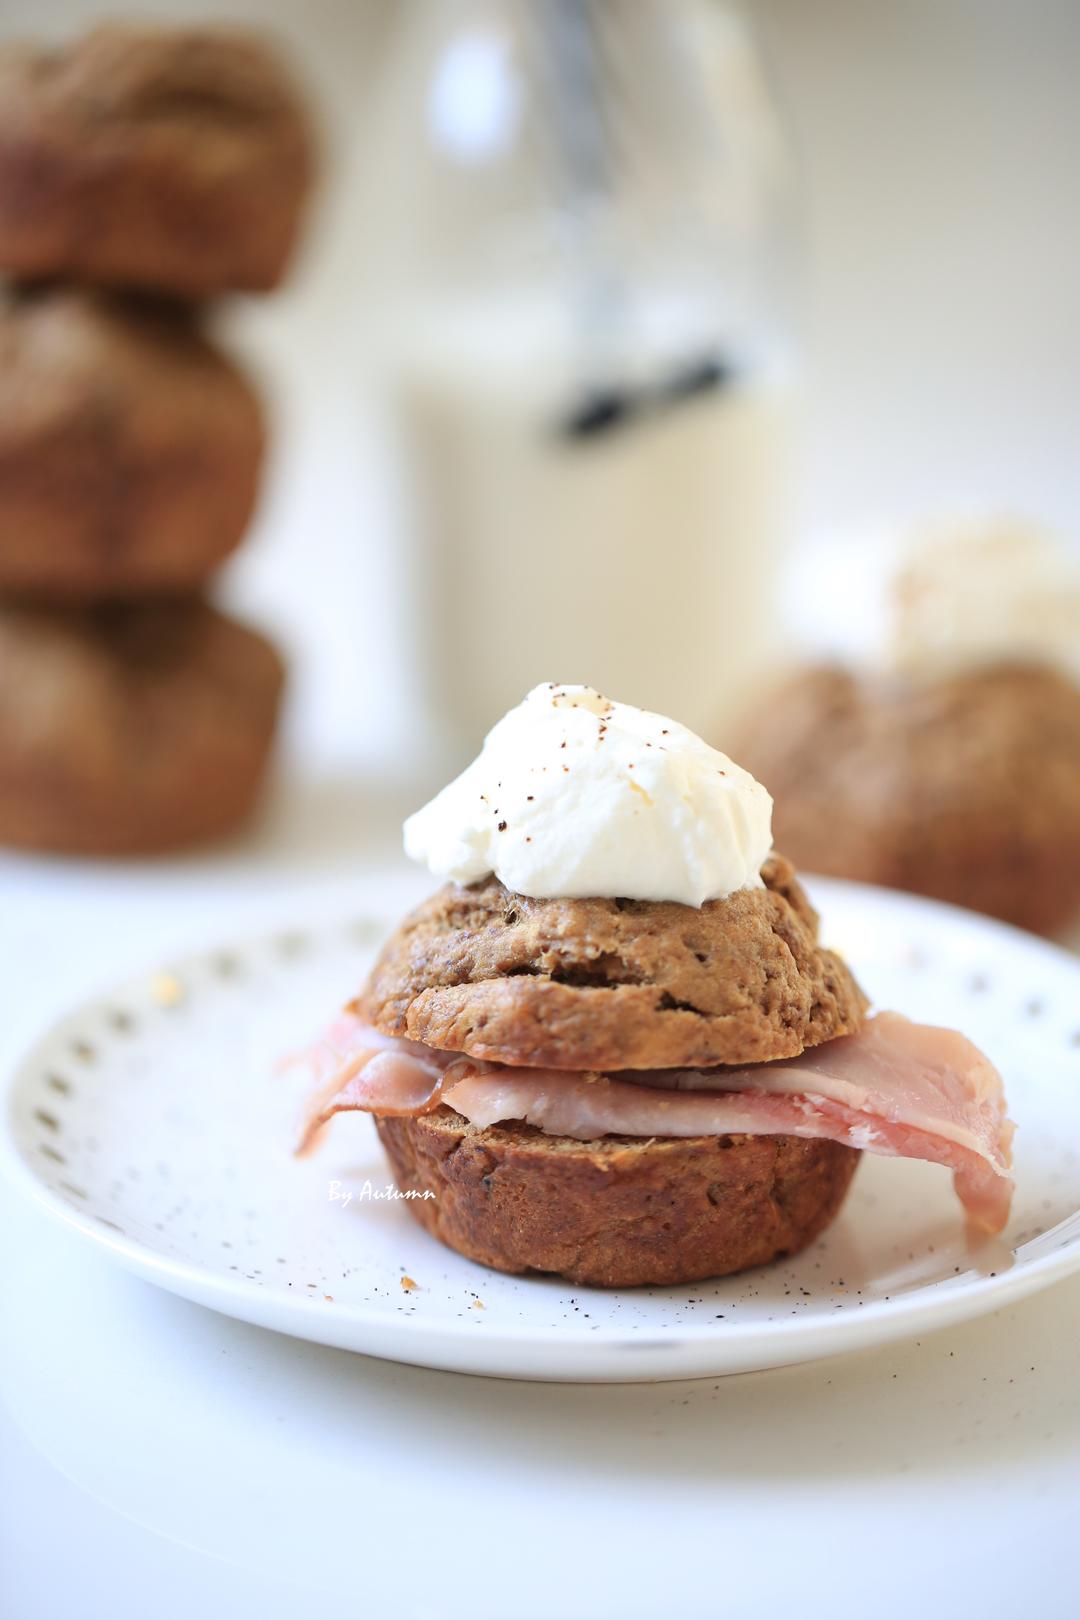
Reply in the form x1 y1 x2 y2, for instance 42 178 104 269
0 598 284 854
376 1114 859 1288
350 854 866 1284
0 26 313 295
733 663 1080 937
0 286 264 599
359 853 866 1070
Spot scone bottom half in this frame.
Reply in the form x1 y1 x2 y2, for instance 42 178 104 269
377 1114 860 1288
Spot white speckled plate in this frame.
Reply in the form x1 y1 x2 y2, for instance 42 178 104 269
3 880 1080 1382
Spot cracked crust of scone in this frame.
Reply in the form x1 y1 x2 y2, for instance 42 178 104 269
357 852 867 1071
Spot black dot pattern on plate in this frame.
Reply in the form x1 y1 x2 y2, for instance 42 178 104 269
7 896 1080 1359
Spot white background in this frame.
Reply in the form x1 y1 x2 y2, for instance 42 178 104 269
2 4 1080 1615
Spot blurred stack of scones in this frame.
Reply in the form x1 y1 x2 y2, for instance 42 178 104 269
0 24 313 853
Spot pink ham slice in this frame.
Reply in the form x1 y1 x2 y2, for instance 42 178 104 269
295 1016 457 1156
297 1011 1014 1234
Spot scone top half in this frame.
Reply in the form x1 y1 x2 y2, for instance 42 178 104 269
357 852 867 1073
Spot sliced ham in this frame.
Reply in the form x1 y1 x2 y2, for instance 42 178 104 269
295 1014 459 1156
297 1011 1014 1234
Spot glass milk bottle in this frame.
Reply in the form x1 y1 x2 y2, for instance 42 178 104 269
361 0 797 763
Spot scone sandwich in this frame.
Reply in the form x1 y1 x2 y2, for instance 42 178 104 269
299 685 1013 1287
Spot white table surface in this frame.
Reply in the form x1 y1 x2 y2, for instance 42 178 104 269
2 772 1079 1620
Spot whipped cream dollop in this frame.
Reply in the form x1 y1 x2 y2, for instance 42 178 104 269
888 516 1080 680
404 684 773 907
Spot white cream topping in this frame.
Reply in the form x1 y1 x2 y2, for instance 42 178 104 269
888 516 1080 680
403 684 773 907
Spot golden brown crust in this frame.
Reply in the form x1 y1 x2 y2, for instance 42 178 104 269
0 598 284 854
0 26 314 295
734 664 1080 937
376 1110 860 1287
359 854 867 1071
0 287 264 598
